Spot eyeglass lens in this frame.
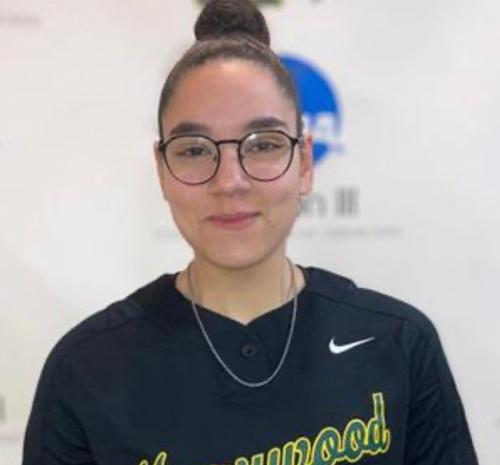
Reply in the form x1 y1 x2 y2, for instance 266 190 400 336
164 131 293 184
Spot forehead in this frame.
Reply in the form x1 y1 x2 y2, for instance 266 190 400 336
162 59 296 137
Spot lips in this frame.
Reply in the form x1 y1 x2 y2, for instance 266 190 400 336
208 212 260 229
209 212 259 221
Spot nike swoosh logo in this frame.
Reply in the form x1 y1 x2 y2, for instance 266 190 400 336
329 336 375 354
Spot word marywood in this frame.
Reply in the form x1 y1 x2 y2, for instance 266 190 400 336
139 392 391 465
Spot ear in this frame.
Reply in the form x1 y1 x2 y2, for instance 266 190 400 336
299 131 314 196
154 142 170 203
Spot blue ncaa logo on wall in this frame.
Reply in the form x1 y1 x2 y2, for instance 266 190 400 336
280 54 343 164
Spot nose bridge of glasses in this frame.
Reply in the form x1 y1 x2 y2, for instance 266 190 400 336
211 138 249 183
215 139 242 153
214 138 245 163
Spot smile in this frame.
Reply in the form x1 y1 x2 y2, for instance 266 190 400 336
207 212 260 230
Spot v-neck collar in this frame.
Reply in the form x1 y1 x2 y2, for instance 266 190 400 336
134 266 313 365
168 265 311 330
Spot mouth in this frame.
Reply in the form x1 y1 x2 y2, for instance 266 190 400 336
207 212 260 230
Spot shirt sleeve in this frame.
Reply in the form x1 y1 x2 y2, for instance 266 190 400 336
401 315 479 465
22 343 97 465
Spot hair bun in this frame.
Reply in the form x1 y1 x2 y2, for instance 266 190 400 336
195 0 270 46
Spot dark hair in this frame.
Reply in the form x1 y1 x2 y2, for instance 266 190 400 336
157 0 302 141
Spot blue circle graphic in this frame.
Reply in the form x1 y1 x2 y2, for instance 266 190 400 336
280 54 342 163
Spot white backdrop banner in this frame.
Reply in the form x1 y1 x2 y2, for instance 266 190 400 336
1 1 499 464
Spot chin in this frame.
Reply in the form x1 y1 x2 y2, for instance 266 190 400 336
177 217 295 270
196 240 285 271
201 249 269 271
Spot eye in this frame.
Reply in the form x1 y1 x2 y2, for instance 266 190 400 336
243 133 289 156
252 141 281 152
177 145 211 158
169 138 215 159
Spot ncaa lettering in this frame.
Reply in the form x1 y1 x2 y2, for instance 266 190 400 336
138 392 391 465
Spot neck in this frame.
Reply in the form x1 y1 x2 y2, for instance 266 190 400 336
176 250 304 325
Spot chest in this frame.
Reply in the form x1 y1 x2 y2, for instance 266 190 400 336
77 321 409 465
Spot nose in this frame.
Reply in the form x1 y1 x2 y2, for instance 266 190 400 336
209 142 251 194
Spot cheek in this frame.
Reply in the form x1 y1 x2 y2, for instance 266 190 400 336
264 174 301 225
169 205 202 251
164 184 202 237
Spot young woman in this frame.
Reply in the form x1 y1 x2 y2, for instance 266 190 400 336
22 1 478 464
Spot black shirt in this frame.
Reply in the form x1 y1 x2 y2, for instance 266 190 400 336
22 266 478 465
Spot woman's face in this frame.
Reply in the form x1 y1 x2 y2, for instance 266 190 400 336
154 59 313 270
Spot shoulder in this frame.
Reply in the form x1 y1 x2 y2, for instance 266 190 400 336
303 266 441 346
27 272 185 434
42 272 180 370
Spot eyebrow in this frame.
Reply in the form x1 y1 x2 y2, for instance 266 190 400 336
243 117 289 132
167 116 289 138
169 121 211 136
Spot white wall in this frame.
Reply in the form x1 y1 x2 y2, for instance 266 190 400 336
1 1 498 464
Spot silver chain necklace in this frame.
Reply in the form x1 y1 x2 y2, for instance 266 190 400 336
187 259 298 388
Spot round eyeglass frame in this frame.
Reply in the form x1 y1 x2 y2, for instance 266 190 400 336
155 129 304 186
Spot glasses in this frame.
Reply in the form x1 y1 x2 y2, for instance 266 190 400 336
156 130 303 185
